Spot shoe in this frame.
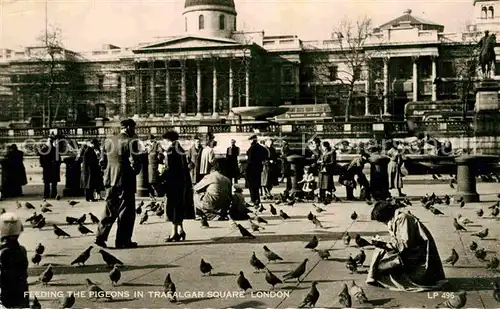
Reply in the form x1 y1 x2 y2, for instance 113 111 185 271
179 231 186 241
165 234 181 242
116 242 138 249
95 240 107 248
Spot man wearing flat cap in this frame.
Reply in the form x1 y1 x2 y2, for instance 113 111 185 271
95 118 140 249
246 134 267 206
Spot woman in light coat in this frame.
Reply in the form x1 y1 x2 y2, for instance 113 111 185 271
199 140 216 178
387 142 405 197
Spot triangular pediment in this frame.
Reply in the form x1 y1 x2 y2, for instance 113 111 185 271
134 36 241 52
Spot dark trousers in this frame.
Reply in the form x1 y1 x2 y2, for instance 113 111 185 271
96 186 136 246
43 182 57 199
85 189 95 201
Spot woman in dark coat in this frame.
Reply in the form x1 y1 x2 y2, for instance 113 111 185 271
77 139 101 202
318 141 336 201
263 139 278 197
147 135 163 197
162 131 194 242
1 144 27 198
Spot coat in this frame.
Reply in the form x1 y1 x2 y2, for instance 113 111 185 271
225 145 240 179
246 141 267 187
387 148 404 189
147 141 163 185
193 171 232 213
367 209 446 292
199 146 215 175
39 143 61 183
1 149 27 189
163 141 194 222
0 239 29 308
261 145 278 187
280 144 292 177
187 145 203 184
78 145 102 190
100 132 140 191
318 149 336 191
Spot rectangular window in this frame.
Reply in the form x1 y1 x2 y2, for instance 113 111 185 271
98 75 104 90
353 67 361 80
441 61 455 78
328 66 338 81
117 76 121 89
282 66 293 83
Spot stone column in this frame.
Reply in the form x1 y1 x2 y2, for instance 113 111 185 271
165 60 171 115
212 63 218 117
196 60 202 118
295 64 300 104
245 62 250 107
120 72 127 115
383 57 390 115
431 56 437 101
412 56 419 102
150 62 156 114
286 154 305 199
364 60 370 116
135 71 141 115
454 156 480 202
180 60 186 117
228 60 234 116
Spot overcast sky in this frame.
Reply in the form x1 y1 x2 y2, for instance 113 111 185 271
0 0 475 51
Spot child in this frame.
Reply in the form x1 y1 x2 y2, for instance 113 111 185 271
298 166 316 200
0 212 29 308
230 184 251 220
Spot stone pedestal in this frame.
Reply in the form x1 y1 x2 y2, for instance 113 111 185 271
286 154 305 199
475 80 500 112
63 157 84 197
454 155 499 203
136 153 149 197
475 81 500 147
369 155 390 201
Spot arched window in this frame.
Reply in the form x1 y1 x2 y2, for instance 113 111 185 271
219 14 225 30
198 14 204 30
482 6 488 18
489 6 495 18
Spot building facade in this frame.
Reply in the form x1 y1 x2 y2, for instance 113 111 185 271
0 0 499 126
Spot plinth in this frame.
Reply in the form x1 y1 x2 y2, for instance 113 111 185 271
136 153 150 197
369 155 390 201
63 157 84 197
286 154 305 199
454 155 499 203
475 80 500 111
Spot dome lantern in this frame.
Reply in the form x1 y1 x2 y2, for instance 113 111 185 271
183 0 237 38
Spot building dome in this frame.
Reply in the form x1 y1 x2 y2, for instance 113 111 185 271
185 0 235 9
183 0 237 38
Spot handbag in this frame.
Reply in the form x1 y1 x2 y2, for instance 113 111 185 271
400 163 409 177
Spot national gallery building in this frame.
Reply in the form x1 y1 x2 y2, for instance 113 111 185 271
0 0 499 125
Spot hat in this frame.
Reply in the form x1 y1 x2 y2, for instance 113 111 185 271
233 184 243 192
90 138 100 146
120 119 136 127
163 130 179 141
248 135 257 140
0 213 23 237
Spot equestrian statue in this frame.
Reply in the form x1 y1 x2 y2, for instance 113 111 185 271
477 30 496 80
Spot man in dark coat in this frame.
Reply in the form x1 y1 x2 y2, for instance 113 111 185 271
39 136 61 199
246 135 267 206
225 139 240 184
1 144 27 198
147 135 163 197
78 139 101 202
187 136 203 185
95 119 140 249
280 140 292 193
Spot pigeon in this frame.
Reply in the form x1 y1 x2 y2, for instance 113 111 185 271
305 236 318 250
354 234 371 247
89 213 100 224
99 249 124 267
68 200 79 206
488 257 500 270
298 281 319 308
256 216 268 224
200 216 209 228
350 280 369 304
449 180 455 189
283 258 308 282
76 214 86 225
313 204 325 213
85 278 112 300
31 253 42 265
33 218 46 229
35 243 45 255
350 211 358 220
25 202 36 210
311 216 323 228
444 249 459 266
55 194 61 200
346 256 357 273
39 265 53 286
343 232 351 246
317 249 330 260
258 204 266 212
71 246 93 266
460 200 466 208
429 206 444 215
250 251 266 272
164 273 177 302
78 223 94 235
59 292 75 308
265 269 282 289
66 216 78 225
435 291 466 308
53 224 71 238
249 220 263 232
470 241 478 251
492 207 500 217
335 283 352 308
236 223 256 238
200 258 213 276
444 195 450 205
155 207 165 217
353 249 366 267
493 282 500 302
471 228 489 239
237 271 252 291
31 296 41 309
139 211 148 224
453 218 467 231
40 206 52 213
269 204 277 215
136 200 144 212
26 212 41 224
279 209 290 220
109 265 121 285
490 201 500 209
286 200 295 206
263 245 283 262
477 208 484 217
307 211 314 221
475 248 487 260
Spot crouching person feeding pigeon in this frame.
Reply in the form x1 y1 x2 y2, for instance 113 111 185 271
193 159 232 220
366 201 447 292
0 212 29 308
